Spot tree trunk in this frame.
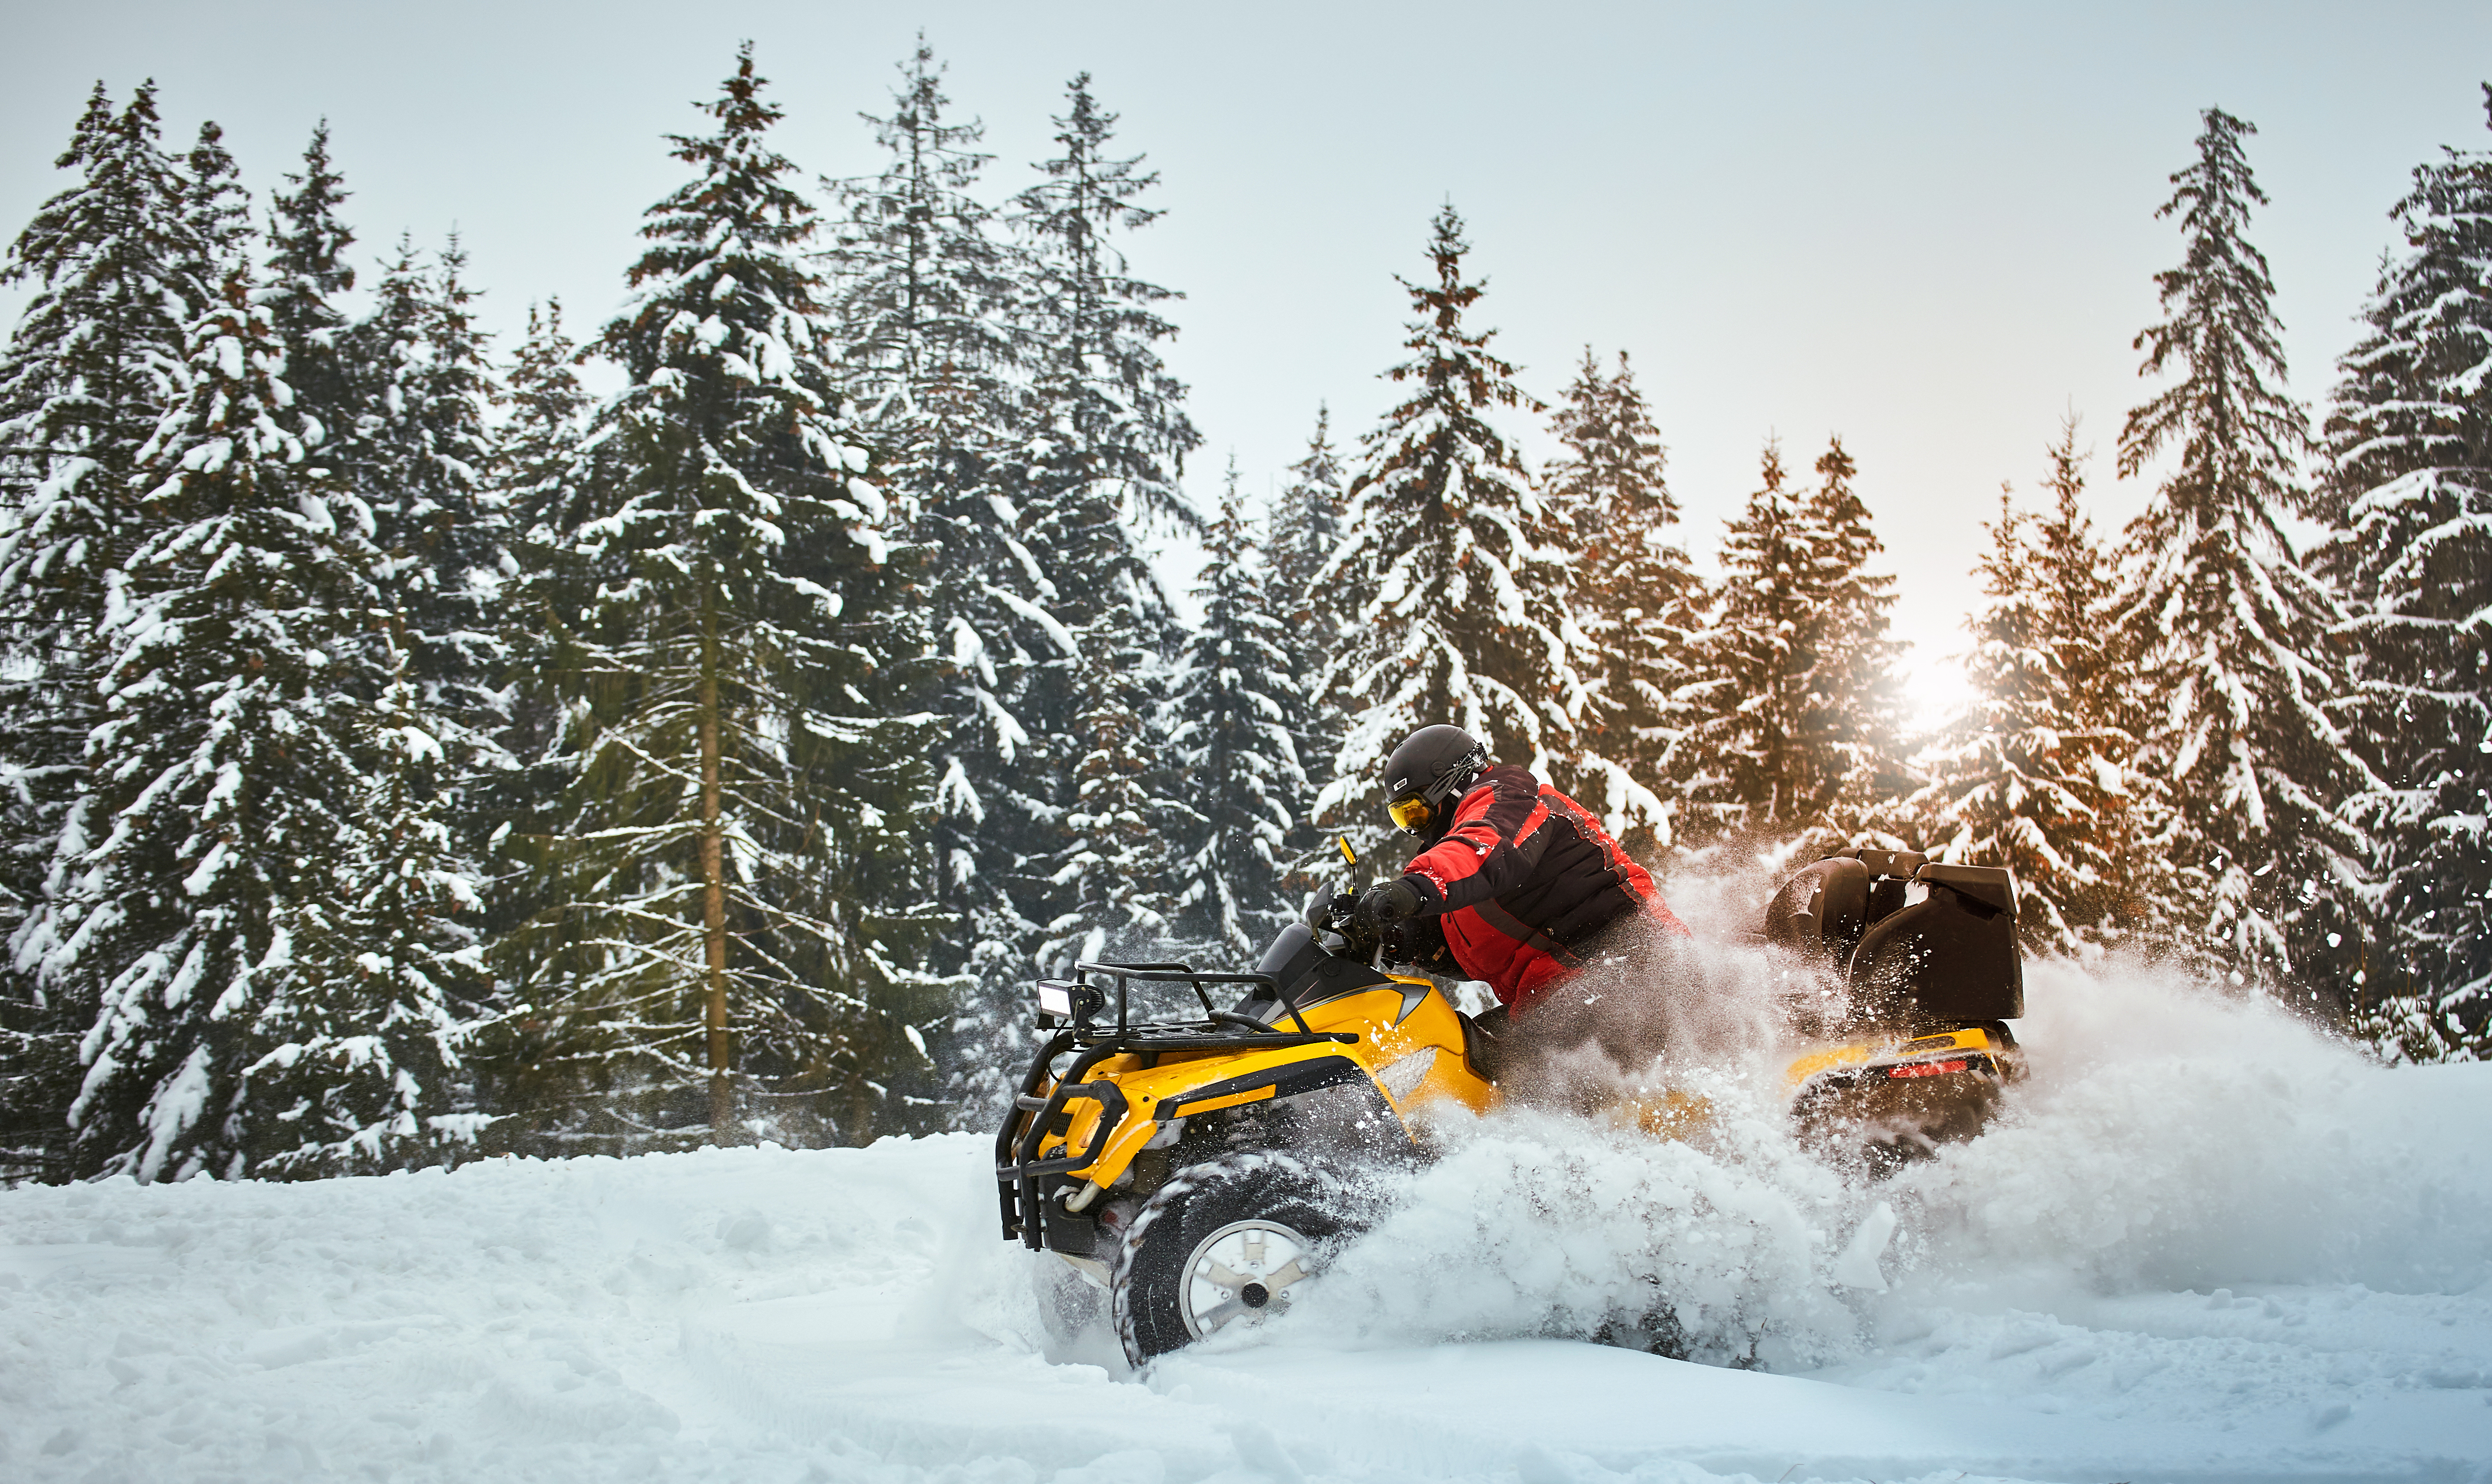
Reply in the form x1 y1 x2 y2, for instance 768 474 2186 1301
700 619 732 1142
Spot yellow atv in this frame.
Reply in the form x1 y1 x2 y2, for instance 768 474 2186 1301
994 892 1494 1362
995 848 2025 1363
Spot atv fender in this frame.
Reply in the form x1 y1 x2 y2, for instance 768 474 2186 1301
1062 1045 1399 1198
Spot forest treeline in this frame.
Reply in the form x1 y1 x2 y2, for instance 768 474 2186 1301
1 44 2486 1183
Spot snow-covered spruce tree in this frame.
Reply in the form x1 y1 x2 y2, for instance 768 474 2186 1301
821 38 1069 1066
2325 92 2492 1060
340 233 513 1072
825 35 1025 534
1675 437 1900 853
487 299 588 941
1021 404 1184 976
1542 348 1700 860
1003 71 1193 825
262 122 360 479
1267 405 1350 627
1805 438 1908 813
1008 71 1200 534
1164 465 1310 955
180 120 253 293
507 46 936 1150
1313 204 1626 864
1039 595 1180 974
60 271 430 1181
248 618 491 1177
500 301 588 539
921 72 1201 1112
1264 405 1351 882
903 447 1081 1117
1905 423 2153 954
2118 106 2374 1011
353 235 512 748
0 82 213 1176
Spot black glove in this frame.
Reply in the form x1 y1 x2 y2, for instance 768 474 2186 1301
1354 878 1422 934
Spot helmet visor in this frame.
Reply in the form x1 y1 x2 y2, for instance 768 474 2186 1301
1387 795 1433 834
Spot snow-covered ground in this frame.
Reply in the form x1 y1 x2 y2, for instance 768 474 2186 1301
4 964 2489 1484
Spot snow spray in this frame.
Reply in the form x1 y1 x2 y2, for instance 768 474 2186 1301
1254 864 2492 1373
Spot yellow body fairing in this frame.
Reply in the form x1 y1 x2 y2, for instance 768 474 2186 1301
1032 977 1497 1192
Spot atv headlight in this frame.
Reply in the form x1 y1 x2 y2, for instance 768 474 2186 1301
1035 980 1103 1029
1376 1046 1439 1103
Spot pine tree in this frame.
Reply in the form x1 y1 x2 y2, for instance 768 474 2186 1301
347 234 511 1062
1040 603 1180 972
476 301 589 1121
1676 437 1900 849
2118 106 2374 1009
1312 204 1595 862
180 120 253 294
826 35 1023 533
1807 437 1908 810
911 71 1205 1106
0 81 207 618
1267 405 1350 621
1022 415 1182 973
1009 72 1199 533
500 300 588 539
1906 423 2150 953
493 298 588 878
1165 466 1309 955
60 270 401 1181
508 46 934 1149
248 619 491 1177
354 234 511 739
2325 89 2492 1059
823 40 1073 1066
1543 349 1699 858
262 122 359 473
0 82 213 1176
1265 406 1350 880
907 447 1083 1115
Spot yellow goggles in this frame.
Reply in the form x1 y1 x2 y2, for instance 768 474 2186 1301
1387 795 1434 833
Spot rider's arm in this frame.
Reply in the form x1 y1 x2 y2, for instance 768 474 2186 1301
1402 767 1553 913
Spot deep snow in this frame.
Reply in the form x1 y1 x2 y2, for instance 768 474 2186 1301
4 963 2489 1484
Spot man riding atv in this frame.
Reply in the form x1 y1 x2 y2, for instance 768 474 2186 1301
999 723 2025 1360
1348 724 1693 1075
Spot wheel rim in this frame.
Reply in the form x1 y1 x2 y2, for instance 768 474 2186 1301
1178 1218 1319 1341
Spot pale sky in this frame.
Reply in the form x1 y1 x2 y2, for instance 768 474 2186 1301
9 1 2491 729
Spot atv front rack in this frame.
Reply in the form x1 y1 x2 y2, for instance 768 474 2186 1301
994 959 1360 1248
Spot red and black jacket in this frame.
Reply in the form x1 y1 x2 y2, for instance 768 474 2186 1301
1398 765 1690 1011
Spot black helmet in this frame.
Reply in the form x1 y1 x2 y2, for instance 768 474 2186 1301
1382 724 1489 838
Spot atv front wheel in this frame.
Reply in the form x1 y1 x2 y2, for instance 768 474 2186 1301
1109 1152 1355 1364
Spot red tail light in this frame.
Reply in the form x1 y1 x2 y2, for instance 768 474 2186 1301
1890 1059 1968 1079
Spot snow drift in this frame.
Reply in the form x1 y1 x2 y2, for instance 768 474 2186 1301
3 962 2488 1483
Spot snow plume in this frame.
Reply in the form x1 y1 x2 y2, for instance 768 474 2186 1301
1258 952 2492 1375
1277 1100 1862 1369
1252 921 1859 1367
1881 957 2492 1301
